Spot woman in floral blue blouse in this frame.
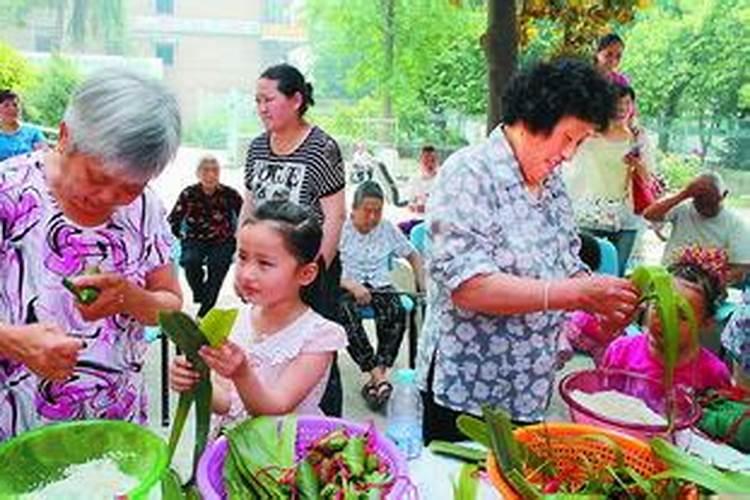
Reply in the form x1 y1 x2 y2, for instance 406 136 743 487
416 59 641 443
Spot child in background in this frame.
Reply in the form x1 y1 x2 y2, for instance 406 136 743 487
169 201 347 424
601 247 732 392
558 233 620 367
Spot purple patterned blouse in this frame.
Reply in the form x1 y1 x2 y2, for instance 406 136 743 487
0 152 174 441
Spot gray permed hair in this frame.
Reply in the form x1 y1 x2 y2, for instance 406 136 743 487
63 68 181 180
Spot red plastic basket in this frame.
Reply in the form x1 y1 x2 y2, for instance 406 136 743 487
196 416 410 499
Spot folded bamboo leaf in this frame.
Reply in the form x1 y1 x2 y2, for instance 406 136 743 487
453 463 479 500
191 376 212 481
160 468 185 500
457 414 491 448
482 406 522 474
199 308 239 347
167 391 194 461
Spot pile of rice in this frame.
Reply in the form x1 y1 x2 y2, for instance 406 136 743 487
571 389 667 426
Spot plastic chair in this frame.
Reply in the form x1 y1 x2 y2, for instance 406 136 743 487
595 237 619 276
409 221 428 255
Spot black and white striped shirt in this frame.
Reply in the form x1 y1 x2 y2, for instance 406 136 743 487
244 126 345 223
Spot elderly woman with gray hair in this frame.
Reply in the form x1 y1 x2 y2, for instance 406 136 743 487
0 68 182 441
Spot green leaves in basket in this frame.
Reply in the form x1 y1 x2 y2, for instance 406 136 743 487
342 436 366 477
296 458 320 499
650 438 750 494
199 308 238 347
223 415 297 498
453 463 480 500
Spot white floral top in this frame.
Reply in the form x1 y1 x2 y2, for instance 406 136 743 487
415 126 586 422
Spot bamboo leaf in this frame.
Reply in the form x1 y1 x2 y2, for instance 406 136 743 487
296 459 320 499
456 414 491 448
167 391 194 462
453 463 479 500
199 308 239 347
429 440 487 464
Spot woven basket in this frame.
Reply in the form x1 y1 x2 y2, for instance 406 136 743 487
487 423 663 499
196 416 409 499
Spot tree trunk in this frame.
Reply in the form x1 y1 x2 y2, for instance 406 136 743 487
382 0 395 121
53 0 66 52
485 0 517 134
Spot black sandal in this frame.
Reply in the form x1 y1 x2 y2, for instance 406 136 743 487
361 381 380 410
374 380 394 407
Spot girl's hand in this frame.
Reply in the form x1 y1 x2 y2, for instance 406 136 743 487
71 272 135 321
169 355 200 392
199 342 249 381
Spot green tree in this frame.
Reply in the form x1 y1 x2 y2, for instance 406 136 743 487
622 0 749 158
0 41 36 92
2 0 126 53
24 56 82 127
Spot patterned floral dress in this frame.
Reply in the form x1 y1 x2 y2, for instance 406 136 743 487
0 152 173 441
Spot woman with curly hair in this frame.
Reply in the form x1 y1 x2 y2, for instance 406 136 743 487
416 58 640 443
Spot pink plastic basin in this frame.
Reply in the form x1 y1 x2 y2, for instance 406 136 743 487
559 369 701 442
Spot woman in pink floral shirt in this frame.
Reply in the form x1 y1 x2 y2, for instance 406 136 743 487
0 68 182 441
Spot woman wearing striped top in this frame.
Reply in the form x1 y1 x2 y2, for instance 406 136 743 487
243 63 347 416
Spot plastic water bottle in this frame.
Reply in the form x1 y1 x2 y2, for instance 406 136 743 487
386 368 423 460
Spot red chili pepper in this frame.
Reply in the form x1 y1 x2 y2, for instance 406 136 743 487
543 478 562 493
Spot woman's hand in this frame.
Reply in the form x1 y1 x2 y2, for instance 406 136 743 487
169 355 201 393
199 342 249 381
10 323 83 380
570 276 639 330
71 272 136 321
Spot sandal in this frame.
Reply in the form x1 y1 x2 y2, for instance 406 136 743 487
374 380 394 408
361 381 380 410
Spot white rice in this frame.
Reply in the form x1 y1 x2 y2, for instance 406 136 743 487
571 389 667 426
21 458 139 500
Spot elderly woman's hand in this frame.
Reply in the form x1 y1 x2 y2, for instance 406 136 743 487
71 272 136 321
11 323 83 380
571 275 640 330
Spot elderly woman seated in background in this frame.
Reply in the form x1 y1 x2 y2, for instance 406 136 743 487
0 68 182 441
339 181 425 410
0 89 47 162
416 58 640 444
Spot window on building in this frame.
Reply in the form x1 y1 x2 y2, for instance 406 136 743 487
34 34 54 52
155 0 174 15
155 42 175 66
263 0 293 23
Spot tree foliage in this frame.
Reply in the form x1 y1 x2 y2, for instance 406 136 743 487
0 41 36 93
24 56 82 127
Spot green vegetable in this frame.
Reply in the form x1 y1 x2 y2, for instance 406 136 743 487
650 437 750 493
364 453 380 473
199 308 239 347
453 463 479 500
295 459 320 499
429 440 487 465
61 277 100 304
342 436 366 477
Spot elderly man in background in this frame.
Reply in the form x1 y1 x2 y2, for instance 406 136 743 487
643 172 750 279
0 68 182 440
169 156 242 318
339 180 425 410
